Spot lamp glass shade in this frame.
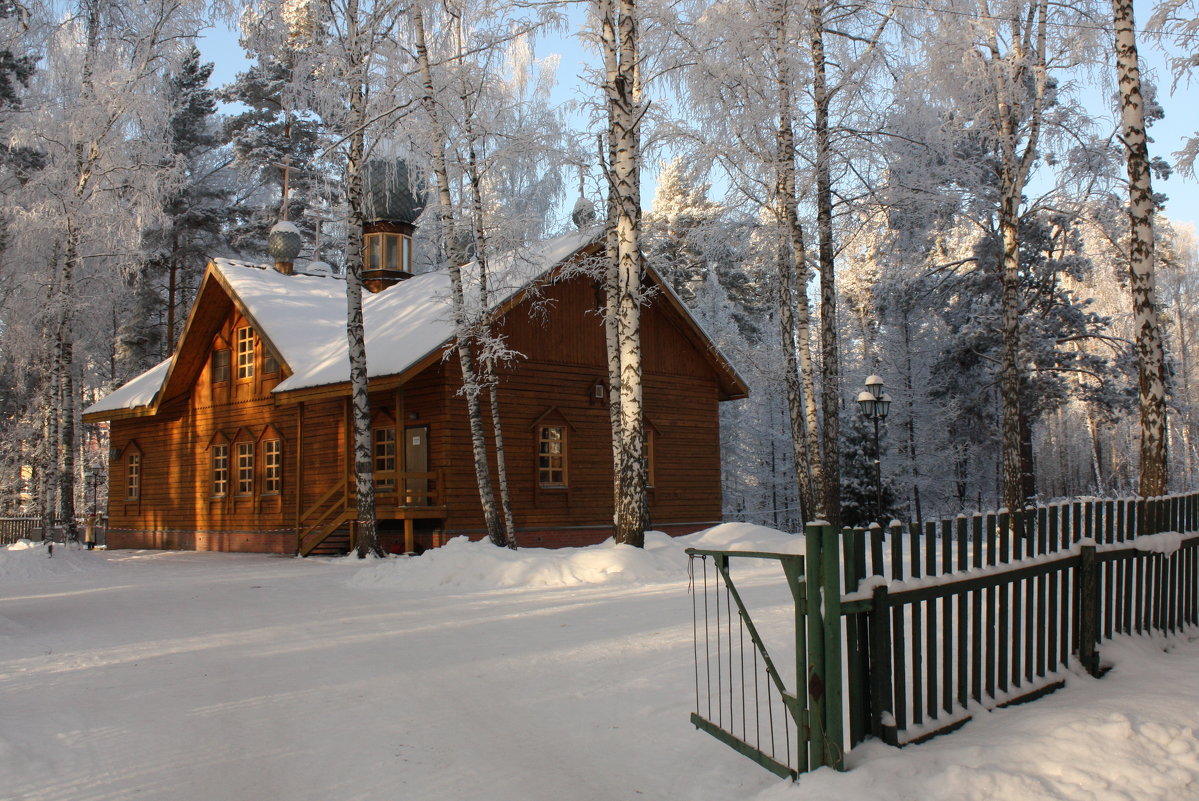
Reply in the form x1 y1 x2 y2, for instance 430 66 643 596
857 390 876 417
876 393 892 420
865 374 884 393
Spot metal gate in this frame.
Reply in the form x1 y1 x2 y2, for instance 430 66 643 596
686 523 844 778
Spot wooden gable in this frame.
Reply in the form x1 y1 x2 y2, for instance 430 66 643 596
155 263 291 411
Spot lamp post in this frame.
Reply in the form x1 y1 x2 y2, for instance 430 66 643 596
857 375 892 527
87 459 105 516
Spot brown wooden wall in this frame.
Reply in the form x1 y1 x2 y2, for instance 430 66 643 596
434 274 724 543
104 269 728 553
105 309 300 553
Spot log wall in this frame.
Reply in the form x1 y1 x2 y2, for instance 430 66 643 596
103 270 729 553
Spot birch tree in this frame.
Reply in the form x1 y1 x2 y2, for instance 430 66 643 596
411 0 509 547
1112 0 1168 494
592 0 649 545
276 0 403 557
898 0 1110 516
1147 0 1199 173
5 0 214 524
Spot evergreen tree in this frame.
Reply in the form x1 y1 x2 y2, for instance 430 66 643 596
839 413 901 529
644 158 720 303
125 46 227 371
220 12 335 258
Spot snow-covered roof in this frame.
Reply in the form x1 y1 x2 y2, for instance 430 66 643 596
239 228 596 393
84 358 171 416
85 229 599 416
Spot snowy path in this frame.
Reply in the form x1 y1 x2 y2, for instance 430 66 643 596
1 530 1197 801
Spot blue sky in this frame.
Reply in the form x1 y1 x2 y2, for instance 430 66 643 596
197 14 1197 235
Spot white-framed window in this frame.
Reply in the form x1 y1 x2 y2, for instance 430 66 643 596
237 442 254 495
212 444 229 497
373 426 396 490
126 452 141 501
263 439 282 495
538 425 567 487
236 327 255 380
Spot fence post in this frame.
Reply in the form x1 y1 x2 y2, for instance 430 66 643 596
1078 542 1101 677
868 583 897 746
822 524 843 769
804 522 844 771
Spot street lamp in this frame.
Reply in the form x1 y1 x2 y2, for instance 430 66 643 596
857 375 891 527
87 459 105 516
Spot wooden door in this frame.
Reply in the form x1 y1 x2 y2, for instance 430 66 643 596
404 425 429 505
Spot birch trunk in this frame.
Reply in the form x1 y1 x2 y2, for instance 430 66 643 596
1113 0 1168 495
771 0 821 523
998 183 1024 515
459 75 516 547
48 0 105 528
414 5 506 546
344 0 381 558
167 230 181 354
1171 284 1195 486
599 0 649 546
57 230 78 526
776 243 816 524
598 11 624 524
900 310 921 521
808 0 840 528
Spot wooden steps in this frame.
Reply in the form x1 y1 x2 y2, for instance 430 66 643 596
306 523 351 556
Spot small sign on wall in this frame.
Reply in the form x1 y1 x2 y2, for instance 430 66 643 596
411 435 421 445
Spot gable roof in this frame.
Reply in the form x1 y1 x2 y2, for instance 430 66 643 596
84 228 747 420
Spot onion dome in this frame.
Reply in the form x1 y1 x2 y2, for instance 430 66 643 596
572 196 597 229
363 160 427 225
268 220 303 268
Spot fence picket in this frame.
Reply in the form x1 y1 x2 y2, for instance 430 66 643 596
941 519 953 715
925 520 938 722
910 522 924 728
956 516 969 709
869 584 896 745
891 521 904 582
998 511 1011 695
870 525 885 577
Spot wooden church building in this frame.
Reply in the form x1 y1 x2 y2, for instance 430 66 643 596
84 206 748 556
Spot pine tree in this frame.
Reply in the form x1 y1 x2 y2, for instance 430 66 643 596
127 46 226 370
221 22 334 258
643 158 720 302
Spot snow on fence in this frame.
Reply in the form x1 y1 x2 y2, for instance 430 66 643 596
688 493 1199 779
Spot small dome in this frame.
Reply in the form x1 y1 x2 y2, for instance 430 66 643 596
364 160 427 225
572 196 597 229
268 221 303 263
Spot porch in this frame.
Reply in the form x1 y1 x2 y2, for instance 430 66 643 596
297 468 447 556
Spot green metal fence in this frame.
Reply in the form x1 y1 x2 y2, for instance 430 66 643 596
688 493 1199 778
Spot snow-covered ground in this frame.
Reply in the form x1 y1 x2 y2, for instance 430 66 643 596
1 525 1196 801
